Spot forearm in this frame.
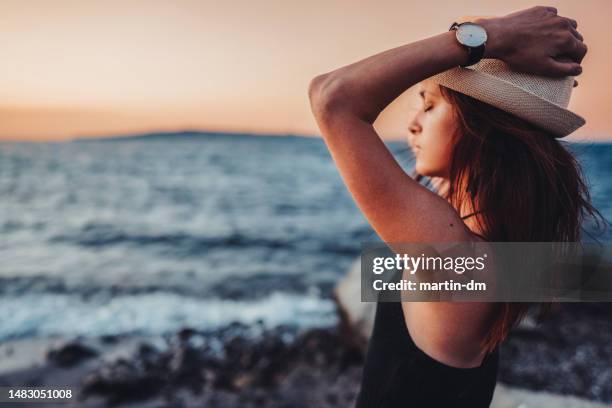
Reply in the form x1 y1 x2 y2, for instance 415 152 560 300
311 20 498 124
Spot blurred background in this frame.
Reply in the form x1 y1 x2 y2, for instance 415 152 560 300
0 1 611 407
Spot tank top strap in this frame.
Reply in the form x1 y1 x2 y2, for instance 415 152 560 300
460 210 487 240
460 210 484 220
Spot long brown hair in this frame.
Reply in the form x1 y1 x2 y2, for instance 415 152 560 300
432 85 607 353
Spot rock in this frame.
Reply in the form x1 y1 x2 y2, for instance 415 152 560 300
100 334 120 344
333 257 376 351
81 358 167 404
46 341 99 367
77 325 363 405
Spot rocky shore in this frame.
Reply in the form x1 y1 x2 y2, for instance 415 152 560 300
0 302 611 407
0 323 364 407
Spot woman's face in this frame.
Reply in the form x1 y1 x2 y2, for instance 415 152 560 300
408 80 459 179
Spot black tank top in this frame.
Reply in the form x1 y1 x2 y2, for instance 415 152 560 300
355 211 499 407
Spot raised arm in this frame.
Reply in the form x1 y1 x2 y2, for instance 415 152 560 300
307 6 585 246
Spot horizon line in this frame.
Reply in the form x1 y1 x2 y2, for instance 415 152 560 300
0 128 611 143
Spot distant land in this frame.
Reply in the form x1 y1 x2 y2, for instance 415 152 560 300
67 130 612 144
70 130 317 142
0 129 608 143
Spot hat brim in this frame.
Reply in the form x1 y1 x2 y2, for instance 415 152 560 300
430 67 585 138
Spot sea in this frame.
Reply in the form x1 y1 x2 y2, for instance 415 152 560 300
0 132 610 342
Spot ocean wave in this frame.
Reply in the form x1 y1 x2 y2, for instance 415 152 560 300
47 222 368 256
0 273 335 301
49 224 294 250
0 292 338 341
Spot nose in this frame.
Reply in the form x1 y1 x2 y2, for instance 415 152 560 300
408 111 422 139
409 121 421 136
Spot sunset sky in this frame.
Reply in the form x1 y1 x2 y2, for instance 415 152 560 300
1 0 610 141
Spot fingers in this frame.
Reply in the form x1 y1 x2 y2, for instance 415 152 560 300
555 16 587 64
512 8 587 79
543 6 558 15
569 26 583 42
561 39 588 64
547 57 582 77
549 14 587 63
562 16 583 42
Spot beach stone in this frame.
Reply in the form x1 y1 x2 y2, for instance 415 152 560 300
81 358 167 404
46 341 99 367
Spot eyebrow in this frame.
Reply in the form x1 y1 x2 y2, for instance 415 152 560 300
419 89 439 101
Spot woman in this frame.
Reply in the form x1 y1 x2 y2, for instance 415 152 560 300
308 6 603 407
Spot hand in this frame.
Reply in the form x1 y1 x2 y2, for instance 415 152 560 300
471 6 587 78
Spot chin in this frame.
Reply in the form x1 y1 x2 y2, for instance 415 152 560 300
415 162 432 177
415 162 444 178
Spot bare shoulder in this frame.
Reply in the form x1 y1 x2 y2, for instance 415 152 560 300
401 301 500 368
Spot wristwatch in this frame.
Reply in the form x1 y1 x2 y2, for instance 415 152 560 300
449 21 487 67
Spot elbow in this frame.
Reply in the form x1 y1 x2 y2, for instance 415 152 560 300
309 74 378 124
308 74 329 104
308 74 351 121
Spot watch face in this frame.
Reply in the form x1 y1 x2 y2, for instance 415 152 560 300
456 23 487 47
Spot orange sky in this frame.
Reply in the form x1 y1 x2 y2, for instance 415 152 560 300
1 0 610 141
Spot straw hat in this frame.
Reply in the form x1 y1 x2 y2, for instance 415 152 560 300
429 58 585 138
